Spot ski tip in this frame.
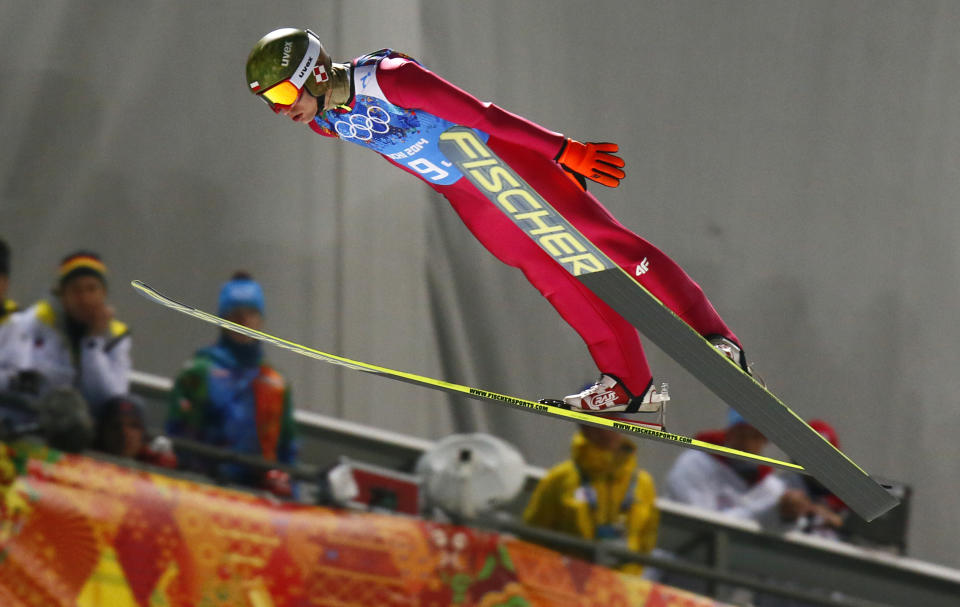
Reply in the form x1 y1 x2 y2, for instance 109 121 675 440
130 280 161 302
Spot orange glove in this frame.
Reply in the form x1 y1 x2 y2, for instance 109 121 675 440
556 139 625 188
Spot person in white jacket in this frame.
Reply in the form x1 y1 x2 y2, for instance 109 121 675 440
665 409 805 525
0 251 130 414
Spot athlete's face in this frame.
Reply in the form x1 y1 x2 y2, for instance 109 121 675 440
280 90 318 124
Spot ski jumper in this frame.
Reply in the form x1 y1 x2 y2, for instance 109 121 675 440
310 50 738 396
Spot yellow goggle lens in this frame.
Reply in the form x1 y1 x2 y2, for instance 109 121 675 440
262 81 301 106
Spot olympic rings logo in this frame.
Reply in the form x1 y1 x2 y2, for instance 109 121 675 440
334 106 391 141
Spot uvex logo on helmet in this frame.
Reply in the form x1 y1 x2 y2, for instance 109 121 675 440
281 41 293 66
297 55 314 79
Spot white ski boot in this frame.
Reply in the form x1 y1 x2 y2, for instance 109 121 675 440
708 336 752 375
554 374 670 430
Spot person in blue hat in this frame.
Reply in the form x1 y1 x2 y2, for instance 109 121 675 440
166 272 297 496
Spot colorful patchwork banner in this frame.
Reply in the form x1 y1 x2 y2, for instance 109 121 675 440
0 443 728 607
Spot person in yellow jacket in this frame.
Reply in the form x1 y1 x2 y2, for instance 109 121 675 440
523 425 658 573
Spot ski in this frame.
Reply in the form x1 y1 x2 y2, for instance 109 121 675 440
131 280 803 473
438 126 898 521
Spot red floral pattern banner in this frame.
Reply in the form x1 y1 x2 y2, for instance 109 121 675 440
0 443 729 607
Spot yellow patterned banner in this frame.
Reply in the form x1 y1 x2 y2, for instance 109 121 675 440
0 443 728 607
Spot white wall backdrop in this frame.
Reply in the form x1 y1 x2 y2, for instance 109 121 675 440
1 0 958 567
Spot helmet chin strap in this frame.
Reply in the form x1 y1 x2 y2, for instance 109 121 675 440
320 63 352 111
313 93 325 118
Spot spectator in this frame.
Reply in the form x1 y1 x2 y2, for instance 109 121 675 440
93 395 177 468
523 425 658 574
0 251 131 412
665 409 801 525
0 238 19 398
166 272 298 494
0 239 16 325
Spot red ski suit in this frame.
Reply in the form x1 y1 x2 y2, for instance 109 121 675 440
309 51 738 396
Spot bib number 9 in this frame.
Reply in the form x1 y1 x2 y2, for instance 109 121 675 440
408 158 450 182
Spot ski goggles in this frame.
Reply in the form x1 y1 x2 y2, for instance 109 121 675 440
251 31 326 111
260 80 303 108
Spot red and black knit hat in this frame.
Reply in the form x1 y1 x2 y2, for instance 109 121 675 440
808 419 840 449
58 251 108 287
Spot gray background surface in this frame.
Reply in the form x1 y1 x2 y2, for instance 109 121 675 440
1 1 957 567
